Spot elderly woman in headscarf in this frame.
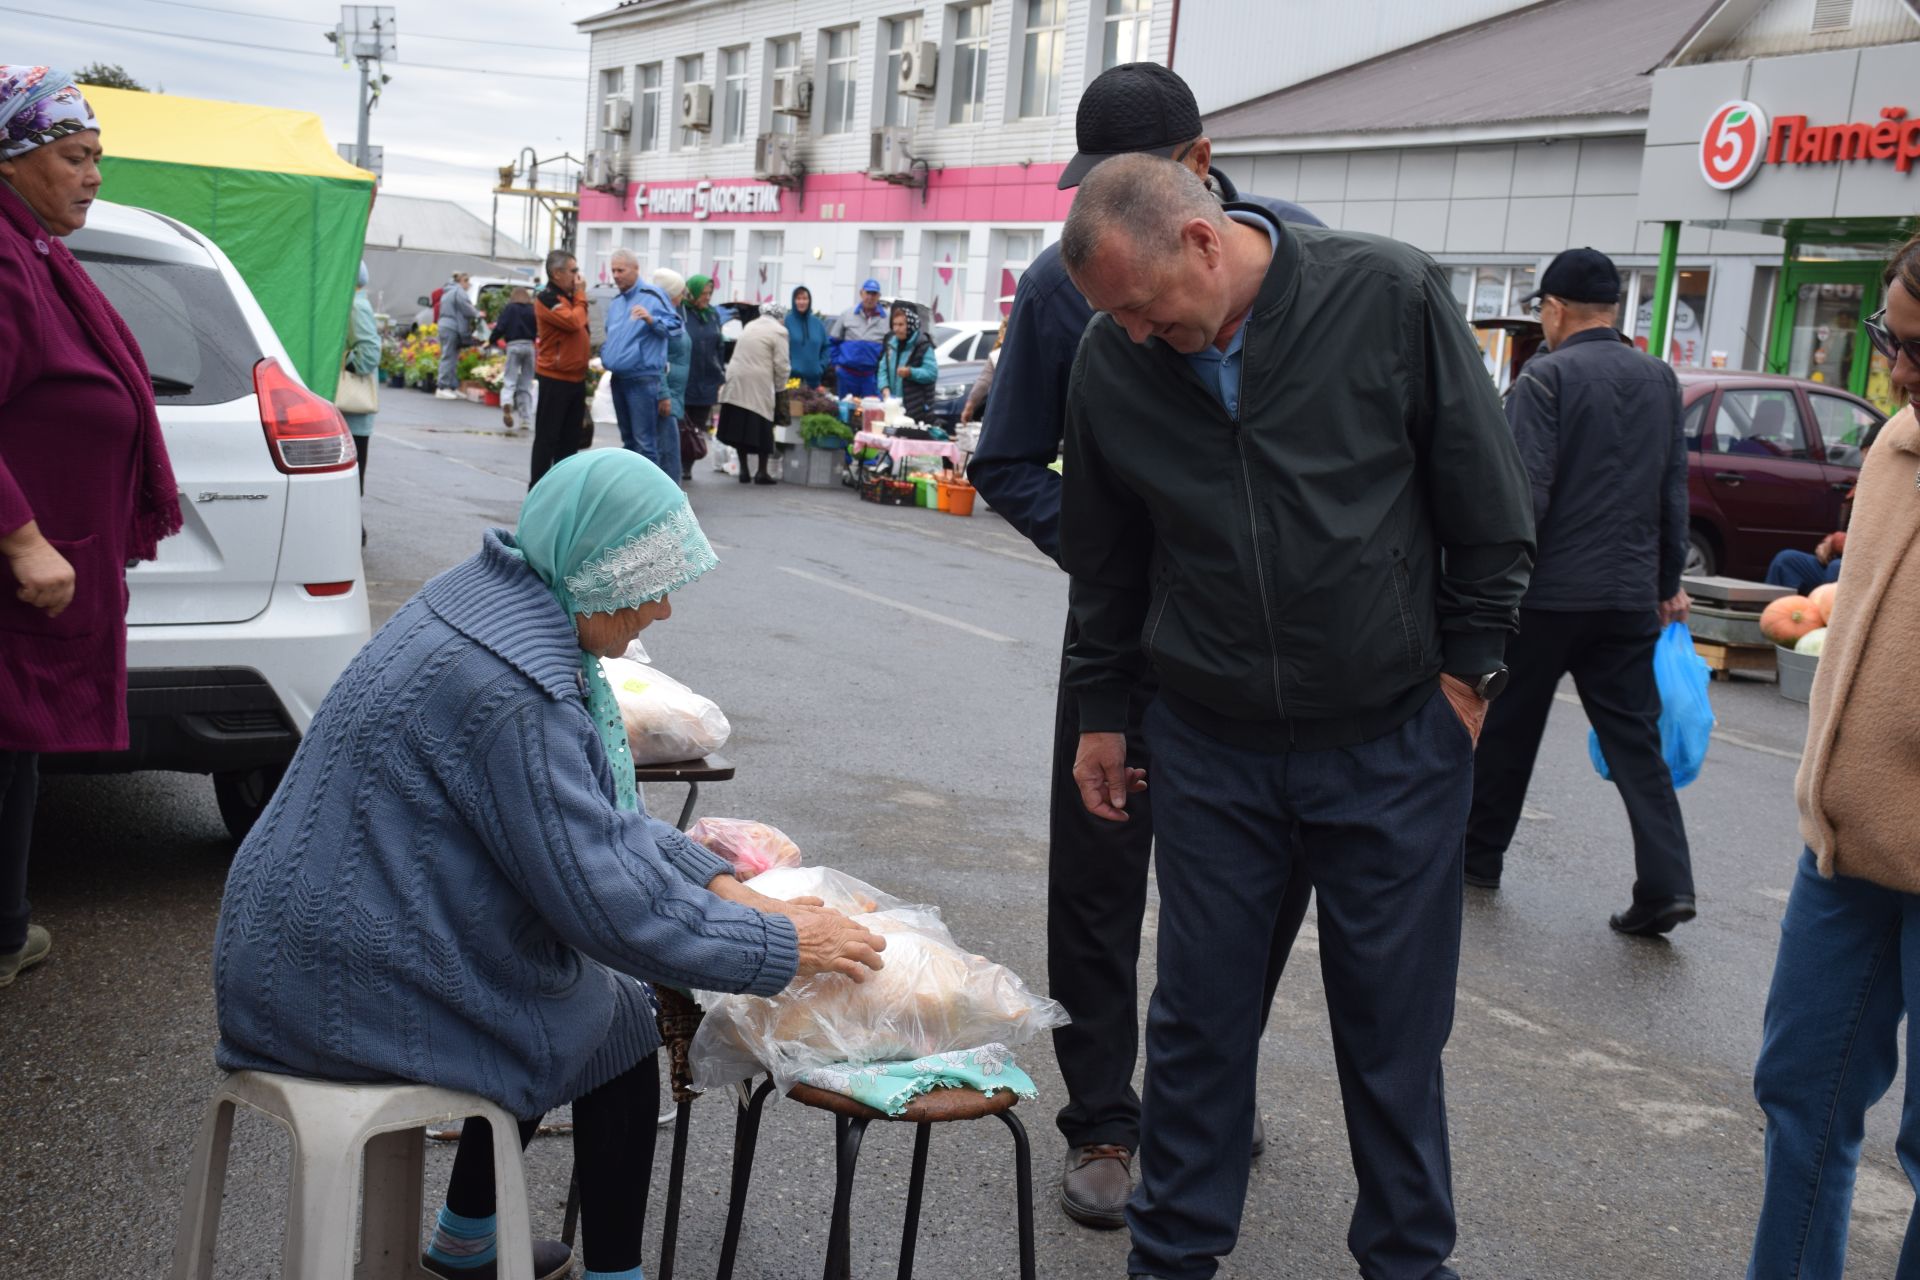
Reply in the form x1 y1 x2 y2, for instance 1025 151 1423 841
0 67 182 988
212 451 884 1280
651 267 697 484
716 300 791 486
679 274 728 451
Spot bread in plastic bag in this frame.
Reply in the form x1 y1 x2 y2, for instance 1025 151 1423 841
600 656 730 765
689 866 1068 1092
685 818 804 878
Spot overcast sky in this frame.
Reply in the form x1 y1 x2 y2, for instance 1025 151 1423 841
16 0 607 225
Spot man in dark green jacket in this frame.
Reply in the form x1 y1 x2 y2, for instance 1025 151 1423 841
1057 154 1534 1280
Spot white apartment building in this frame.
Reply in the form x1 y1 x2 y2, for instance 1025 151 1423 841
574 0 1170 322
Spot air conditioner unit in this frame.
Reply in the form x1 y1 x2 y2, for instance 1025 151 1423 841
584 148 609 189
680 83 713 131
605 147 631 186
771 70 813 117
754 132 797 182
869 126 915 180
898 41 938 99
583 148 629 192
601 97 632 134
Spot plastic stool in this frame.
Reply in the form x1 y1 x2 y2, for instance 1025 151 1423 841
169 1071 535 1280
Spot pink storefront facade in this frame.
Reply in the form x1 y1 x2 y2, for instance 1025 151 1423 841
573 0 1176 323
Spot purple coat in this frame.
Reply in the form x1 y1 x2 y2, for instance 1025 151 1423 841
0 182 181 752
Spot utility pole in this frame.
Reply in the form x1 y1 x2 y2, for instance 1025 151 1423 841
327 6 396 176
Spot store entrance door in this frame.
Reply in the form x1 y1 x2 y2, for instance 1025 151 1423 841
1767 261 1883 401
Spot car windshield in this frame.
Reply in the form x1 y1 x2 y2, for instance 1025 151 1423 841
76 251 263 405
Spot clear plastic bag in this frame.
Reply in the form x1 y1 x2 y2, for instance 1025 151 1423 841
600 656 731 765
689 866 1068 1093
685 818 804 878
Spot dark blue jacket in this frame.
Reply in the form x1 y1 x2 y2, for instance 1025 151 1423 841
968 170 1322 564
1505 325 1689 609
784 287 834 384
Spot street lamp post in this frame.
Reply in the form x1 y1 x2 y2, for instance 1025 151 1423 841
326 6 397 174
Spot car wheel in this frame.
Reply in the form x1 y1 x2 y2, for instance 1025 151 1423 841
1686 530 1717 578
214 764 288 844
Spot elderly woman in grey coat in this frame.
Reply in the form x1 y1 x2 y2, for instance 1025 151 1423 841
715 302 791 486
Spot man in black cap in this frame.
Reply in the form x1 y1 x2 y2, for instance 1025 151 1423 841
968 62 1321 1231
1466 246 1698 935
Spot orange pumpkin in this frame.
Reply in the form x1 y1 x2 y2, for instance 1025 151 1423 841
1761 595 1822 646
1809 582 1839 624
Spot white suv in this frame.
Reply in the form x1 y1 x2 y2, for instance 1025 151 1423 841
48 200 370 839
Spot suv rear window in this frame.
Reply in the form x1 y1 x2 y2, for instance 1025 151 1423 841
75 252 263 405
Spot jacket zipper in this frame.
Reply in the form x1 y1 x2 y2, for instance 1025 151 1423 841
1227 317 1287 721
1143 572 1173 660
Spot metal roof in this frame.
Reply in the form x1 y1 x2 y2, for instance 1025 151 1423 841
364 194 534 260
1203 0 1719 142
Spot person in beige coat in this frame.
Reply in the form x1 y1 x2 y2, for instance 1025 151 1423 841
1748 232 1920 1278
716 303 791 486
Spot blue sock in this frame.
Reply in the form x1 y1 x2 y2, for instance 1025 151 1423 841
425 1206 497 1269
584 1268 646 1280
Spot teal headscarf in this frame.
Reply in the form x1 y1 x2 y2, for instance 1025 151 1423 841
510 450 719 810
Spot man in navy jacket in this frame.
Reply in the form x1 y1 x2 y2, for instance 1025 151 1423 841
968 62 1323 1232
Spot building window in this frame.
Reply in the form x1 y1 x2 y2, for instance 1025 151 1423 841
996 230 1043 316
768 37 800 136
637 63 663 153
705 230 740 300
924 230 969 322
662 228 691 282
866 230 905 298
1447 264 1541 389
586 226 613 287
677 54 705 149
1101 0 1151 70
720 46 750 146
599 67 626 154
883 15 922 129
822 27 859 135
1629 268 1712 367
1020 0 1067 119
750 231 784 302
949 3 990 125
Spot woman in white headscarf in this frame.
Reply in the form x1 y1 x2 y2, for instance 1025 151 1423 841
715 301 790 486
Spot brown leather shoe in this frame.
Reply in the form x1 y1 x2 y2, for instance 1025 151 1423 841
1060 1144 1133 1229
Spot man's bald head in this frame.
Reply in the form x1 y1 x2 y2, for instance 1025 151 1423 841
1060 152 1224 277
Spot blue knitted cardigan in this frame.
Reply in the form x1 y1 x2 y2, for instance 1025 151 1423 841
212 529 799 1119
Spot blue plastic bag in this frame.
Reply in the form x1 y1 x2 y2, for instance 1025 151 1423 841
1588 621 1715 789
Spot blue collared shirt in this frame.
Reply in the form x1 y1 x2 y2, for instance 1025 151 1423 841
1182 211 1280 419
602 281 684 377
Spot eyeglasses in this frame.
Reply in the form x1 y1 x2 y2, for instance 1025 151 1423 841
1524 296 1547 318
1866 309 1920 367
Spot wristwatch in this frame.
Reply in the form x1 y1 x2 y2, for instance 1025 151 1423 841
1470 666 1510 700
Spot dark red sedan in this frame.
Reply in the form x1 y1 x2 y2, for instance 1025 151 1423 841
1677 371 1884 579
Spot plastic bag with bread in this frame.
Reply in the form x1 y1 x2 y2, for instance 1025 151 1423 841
689 866 1067 1092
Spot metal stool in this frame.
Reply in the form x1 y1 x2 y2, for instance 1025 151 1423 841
169 1071 536 1280
716 1075 1037 1280
632 752 735 832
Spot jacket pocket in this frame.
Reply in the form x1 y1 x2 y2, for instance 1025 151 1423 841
1389 557 1422 676
0 533 113 641
1142 565 1176 662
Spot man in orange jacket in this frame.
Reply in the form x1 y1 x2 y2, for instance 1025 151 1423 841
532 249 591 486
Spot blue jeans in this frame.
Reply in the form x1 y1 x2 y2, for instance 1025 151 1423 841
609 373 680 480
1749 849 1920 1278
1130 689 1470 1280
1765 549 1843 596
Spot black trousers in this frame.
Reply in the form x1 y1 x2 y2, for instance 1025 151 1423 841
446 1052 659 1273
352 434 371 494
530 376 587 487
1466 608 1694 903
0 750 36 954
1047 617 1312 1151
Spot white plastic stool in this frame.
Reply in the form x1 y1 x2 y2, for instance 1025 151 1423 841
169 1071 535 1280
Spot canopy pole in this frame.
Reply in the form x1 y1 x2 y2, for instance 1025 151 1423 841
1648 221 1680 364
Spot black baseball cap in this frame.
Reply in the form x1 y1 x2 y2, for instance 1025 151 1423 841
1058 62 1205 190
1522 247 1622 306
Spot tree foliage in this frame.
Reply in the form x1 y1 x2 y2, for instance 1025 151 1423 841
75 63 151 92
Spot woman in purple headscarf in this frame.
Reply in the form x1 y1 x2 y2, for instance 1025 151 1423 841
0 67 182 987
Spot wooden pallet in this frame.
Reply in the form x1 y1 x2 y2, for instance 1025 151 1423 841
1693 638 1776 681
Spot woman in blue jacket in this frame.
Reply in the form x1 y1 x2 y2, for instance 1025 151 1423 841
784 286 833 390
211 452 883 1280
878 303 939 421
679 274 729 444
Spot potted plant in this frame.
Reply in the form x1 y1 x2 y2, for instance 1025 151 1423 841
379 337 406 389
471 355 507 407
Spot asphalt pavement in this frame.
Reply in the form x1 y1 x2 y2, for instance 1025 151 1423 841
1 390 1906 1278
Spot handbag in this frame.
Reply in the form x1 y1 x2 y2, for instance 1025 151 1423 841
335 365 379 415
679 417 711 461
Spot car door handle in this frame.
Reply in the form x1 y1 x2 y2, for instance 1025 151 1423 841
1831 481 1855 492
1713 471 1743 485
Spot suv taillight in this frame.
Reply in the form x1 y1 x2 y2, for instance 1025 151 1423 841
253 358 356 474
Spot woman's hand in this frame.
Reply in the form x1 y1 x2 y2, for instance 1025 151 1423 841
792 911 886 983
2 523 75 619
